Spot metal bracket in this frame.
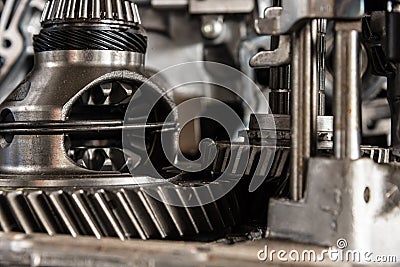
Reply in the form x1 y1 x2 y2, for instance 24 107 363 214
255 0 364 35
267 158 400 260
249 35 291 68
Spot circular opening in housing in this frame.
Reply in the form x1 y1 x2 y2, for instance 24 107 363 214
2 39 12 48
364 187 371 203
65 79 176 175
0 109 15 147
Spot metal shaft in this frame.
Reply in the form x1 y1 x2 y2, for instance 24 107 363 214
315 19 327 116
290 28 303 201
290 21 322 200
333 21 362 160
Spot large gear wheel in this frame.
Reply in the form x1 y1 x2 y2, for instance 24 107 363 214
0 181 240 240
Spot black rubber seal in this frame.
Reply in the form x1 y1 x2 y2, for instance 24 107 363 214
33 27 147 53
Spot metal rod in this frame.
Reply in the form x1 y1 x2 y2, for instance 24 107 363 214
290 29 302 201
0 121 178 135
290 20 323 200
333 21 362 160
317 19 327 116
302 22 312 160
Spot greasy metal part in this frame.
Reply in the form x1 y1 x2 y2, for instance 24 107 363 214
267 157 400 260
333 21 362 160
255 0 364 35
250 35 291 68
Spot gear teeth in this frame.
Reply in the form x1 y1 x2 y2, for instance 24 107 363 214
158 186 198 236
137 187 175 238
7 191 43 234
92 190 131 240
48 190 81 237
0 191 19 232
118 188 161 239
209 143 289 179
71 190 103 239
41 0 142 24
27 191 63 236
0 185 241 241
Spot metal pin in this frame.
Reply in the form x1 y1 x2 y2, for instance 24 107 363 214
333 21 362 160
106 0 113 19
124 1 133 21
116 0 124 20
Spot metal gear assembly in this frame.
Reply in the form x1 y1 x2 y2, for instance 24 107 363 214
0 0 241 241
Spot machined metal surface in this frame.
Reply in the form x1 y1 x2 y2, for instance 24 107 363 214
333 21 362 160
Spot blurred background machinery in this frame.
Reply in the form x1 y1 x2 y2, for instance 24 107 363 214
1 0 400 266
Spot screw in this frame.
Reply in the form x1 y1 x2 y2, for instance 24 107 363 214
201 19 223 39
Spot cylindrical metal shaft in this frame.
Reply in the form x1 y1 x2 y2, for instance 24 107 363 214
290 20 326 200
333 21 362 160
